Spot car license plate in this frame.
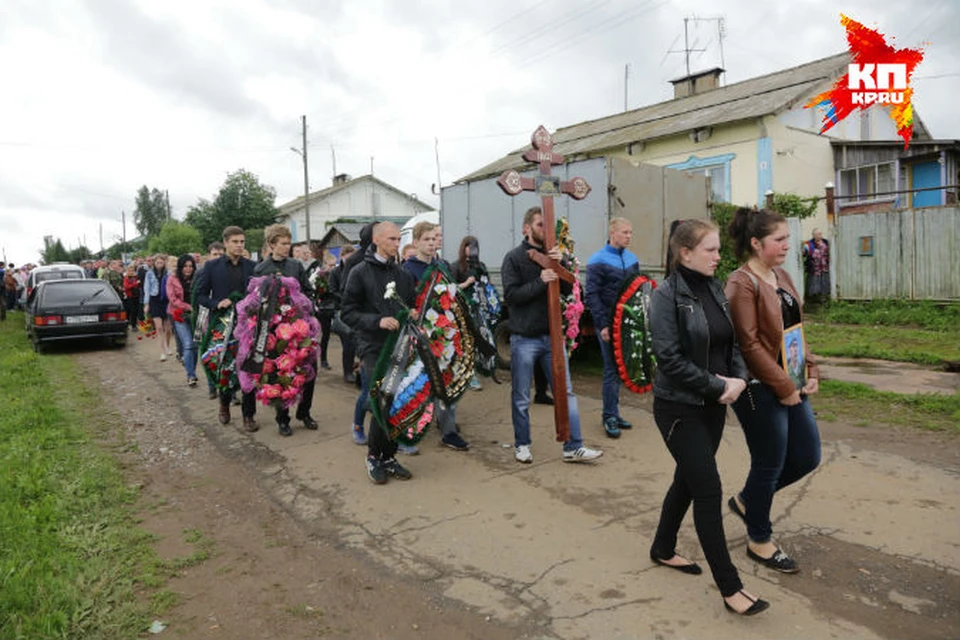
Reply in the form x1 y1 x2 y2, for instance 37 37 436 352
65 315 99 324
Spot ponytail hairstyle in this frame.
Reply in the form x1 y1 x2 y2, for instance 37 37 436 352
727 207 786 262
668 219 719 273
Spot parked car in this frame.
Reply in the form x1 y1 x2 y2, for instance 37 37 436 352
25 263 86 299
26 279 127 353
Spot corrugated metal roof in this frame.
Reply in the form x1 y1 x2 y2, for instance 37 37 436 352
459 53 851 183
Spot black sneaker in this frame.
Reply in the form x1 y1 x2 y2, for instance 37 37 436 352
534 393 554 406
382 458 412 480
441 432 470 451
366 457 388 484
278 421 293 437
298 414 319 430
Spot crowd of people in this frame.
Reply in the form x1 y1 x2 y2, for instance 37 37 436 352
3 208 825 618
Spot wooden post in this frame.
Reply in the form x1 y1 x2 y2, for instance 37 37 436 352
497 126 591 442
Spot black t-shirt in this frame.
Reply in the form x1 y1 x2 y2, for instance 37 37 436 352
677 265 733 377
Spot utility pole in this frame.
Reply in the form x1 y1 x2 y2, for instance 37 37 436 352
121 210 127 258
165 190 172 219
624 63 630 111
301 115 310 242
331 145 337 182
99 223 103 254
290 116 312 243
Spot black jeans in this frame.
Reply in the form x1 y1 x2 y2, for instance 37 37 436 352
361 351 397 461
276 377 316 423
221 389 256 418
123 297 139 328
318 313 332 363
651 397 742 597
341 334 357 378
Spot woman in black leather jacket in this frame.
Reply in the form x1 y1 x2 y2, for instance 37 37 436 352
647 219 768 616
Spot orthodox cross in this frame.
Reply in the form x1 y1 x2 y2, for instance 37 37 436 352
497 125 591 442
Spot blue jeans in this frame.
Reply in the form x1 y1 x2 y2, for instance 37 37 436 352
510 334 583 452
172 320 197 381
598 338 621 420
731 382 821 543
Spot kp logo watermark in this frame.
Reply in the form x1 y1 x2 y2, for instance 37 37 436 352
805 15 924 148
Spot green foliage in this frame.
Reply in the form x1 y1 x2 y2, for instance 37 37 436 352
770 192 819 220
40 235 70 264
710 202 739 282
814 380 960 432
0 324 162 637
134 186 171 238
148 220 203 257
184 169 279 248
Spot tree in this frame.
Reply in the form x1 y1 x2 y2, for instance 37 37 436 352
148 220 203 257
40 236 70 264
134 186 171 238
184 169 279 248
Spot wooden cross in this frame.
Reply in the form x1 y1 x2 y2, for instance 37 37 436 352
497 125 591 442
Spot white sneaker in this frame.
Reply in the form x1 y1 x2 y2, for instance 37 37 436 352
562 446 603 463
515 445 533 464
160 353 167 362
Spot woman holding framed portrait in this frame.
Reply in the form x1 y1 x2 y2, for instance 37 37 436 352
724 207 821 576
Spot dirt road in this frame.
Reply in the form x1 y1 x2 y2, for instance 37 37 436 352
82 336 959 639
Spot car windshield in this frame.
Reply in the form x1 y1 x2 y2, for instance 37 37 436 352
41 281 114 306
35 270 84 284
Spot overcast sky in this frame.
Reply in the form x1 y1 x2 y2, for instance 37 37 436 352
1 0 956 266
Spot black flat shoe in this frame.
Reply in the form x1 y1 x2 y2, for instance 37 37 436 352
728 496 747 525
278 421 293 437
650 551 703 575
724 590 770 616
299 415 319 430
747 547 799 574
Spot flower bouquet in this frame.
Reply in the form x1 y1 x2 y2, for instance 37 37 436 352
233 275 320 410
611 273 657 394
369 307 437 446
556 218 584 355
136 317 156 340
414 265 476 405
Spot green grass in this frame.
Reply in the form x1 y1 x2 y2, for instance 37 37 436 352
813 380 960 432
806 322 959 365
0 314 169 638
805 299 960 330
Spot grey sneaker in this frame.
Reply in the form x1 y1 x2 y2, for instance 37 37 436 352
397 443 420 456
562 446 603 463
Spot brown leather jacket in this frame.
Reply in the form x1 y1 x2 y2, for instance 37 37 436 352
725 265 819 400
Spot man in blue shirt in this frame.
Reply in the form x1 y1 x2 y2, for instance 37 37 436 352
585 217 640 438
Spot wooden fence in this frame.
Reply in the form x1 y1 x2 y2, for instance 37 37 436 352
835 206 960 300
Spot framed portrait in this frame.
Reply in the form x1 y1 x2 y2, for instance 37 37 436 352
782 323 806 391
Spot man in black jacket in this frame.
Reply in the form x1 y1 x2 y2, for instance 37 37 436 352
501 206 602 465
340 222 417 485
194 225 258 431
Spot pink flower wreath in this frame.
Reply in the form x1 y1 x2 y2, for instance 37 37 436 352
234 275 320 409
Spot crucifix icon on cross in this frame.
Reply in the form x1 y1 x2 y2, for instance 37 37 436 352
497 125 591 442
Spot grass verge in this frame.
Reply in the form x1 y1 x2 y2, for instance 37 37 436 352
806 322 959 365
812 380 960 433
0 315 165 638
805 299 960 331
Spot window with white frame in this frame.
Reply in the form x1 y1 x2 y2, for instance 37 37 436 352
839 162 895 203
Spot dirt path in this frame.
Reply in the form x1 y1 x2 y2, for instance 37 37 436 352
80 336 959 640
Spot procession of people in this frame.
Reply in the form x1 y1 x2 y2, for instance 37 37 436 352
14 197 824 619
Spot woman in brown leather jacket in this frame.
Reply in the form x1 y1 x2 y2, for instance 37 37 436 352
724 207 821 575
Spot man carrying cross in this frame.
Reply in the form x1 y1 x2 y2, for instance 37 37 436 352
502 206 603 464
